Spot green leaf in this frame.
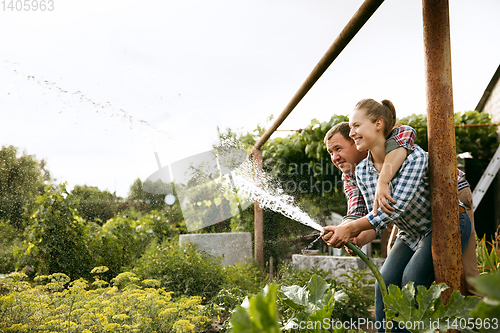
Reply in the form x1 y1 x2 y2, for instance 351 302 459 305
230 284 280 333
308 274 330 305
230 306 258 333
469 270 500 301
280 284 309 307
384 281 481 333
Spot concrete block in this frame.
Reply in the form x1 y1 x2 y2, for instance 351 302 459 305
179 232 253 266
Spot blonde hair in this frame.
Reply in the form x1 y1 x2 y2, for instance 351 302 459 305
354 99 396 138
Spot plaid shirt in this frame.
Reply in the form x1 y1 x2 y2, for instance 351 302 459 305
355 145 432 250
343 126 469 224
343 125 416 220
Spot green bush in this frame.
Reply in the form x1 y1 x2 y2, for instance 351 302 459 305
0 271 211 332
16 183 93 280
221 262 266 295
133 238 225 302
0 219 21 274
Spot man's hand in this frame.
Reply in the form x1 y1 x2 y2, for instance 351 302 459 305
373 181 396 216
321 224 352 248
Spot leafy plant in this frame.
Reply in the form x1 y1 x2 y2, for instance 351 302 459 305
476 226 500 274
229 284 281 333
279 274 347 333
469 269 500 332
383 281 481 333
0 219 21 274
16 183 93 280
333 270 374 322
133 238 225 301
222 262 266 295
273 262 335 288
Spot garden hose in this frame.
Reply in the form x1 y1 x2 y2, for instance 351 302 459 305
322 230 390 333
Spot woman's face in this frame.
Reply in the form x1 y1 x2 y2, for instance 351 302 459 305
348 109 383 151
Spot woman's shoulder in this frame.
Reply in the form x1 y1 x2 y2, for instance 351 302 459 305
404 144 428 163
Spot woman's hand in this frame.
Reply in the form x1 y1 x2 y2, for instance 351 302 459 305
373 181 396 216
344 229 377 255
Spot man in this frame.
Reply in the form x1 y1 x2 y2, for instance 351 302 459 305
323 122 480 296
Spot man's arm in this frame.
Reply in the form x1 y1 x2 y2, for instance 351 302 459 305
343 173 368 219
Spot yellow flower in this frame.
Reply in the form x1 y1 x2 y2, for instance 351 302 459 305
112 313 130 321
104 323 120 331
172 320 195 333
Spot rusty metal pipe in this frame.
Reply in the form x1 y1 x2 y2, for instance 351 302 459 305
422 0 464 300
253 149 264 269
250 0 385 155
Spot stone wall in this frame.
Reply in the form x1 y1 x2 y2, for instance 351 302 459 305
179 232 253 266
292 254 385 283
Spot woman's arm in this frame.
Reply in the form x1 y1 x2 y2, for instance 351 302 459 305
373 125 417 216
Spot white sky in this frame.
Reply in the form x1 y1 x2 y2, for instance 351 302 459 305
1 0 499 198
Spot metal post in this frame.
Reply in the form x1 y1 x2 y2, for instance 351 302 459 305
250 0 385 154
253 149 264 269
422 0 465 300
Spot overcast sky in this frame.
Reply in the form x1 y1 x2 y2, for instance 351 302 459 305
1 0 499 197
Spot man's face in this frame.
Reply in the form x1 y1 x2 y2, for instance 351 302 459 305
326 133 367 174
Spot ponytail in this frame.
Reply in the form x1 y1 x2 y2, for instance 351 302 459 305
354 98 397 138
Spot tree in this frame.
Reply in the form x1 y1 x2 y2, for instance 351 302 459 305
128 178 168 211
69 184 120 225
0 145 51 230
17 183 92 279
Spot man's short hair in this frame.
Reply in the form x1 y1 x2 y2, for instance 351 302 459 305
324 122 353 144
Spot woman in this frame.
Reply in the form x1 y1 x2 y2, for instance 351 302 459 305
322 99 471 332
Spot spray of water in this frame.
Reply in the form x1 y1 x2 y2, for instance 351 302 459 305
232 159 325 234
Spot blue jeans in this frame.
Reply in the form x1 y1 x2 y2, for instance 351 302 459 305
374 212 471 332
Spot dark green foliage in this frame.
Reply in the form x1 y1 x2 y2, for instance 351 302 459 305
86 209 186 279
398 110 498 160
17 183 92 280
0 219 21 274
133 238 225 301
222 262 266 295
68 184 121 224
0 145 50 230
332 270 374 322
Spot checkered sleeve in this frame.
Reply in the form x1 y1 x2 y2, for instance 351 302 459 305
457 168 469 191
364 148 429 232
342 173 368 221
385 125 416 155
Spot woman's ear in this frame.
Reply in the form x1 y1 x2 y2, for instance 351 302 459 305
375 119 384 132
